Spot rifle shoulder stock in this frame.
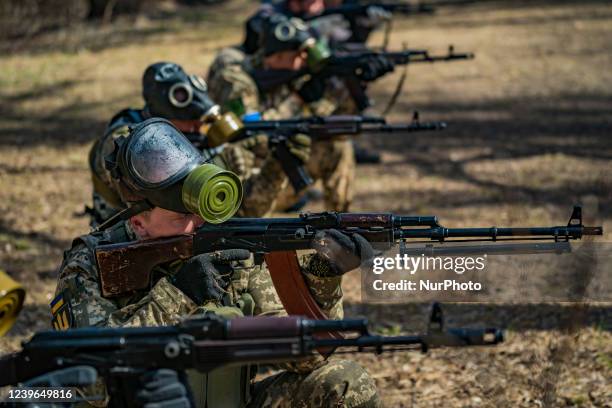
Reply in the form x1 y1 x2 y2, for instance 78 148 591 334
96 235 193 298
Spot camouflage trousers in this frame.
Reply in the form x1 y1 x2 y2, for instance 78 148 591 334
248 359 380 408
275 138 356 212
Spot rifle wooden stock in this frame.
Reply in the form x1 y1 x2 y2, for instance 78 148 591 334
97 235 193 297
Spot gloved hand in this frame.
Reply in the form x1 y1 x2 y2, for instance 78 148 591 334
135 369 191 408
284 134 311 165
311 229 375 276
357 55 395 82
170 250 250 305
297 75 327 103
235 133 269 156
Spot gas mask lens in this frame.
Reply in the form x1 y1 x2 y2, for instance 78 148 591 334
168 82 193 108
126 120 202 189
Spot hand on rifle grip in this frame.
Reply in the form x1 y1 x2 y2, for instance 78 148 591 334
273 138 314 192
171 250 250 305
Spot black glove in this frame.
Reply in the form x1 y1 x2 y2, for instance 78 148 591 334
170 250 250 305
135 369 191 408
357 55 395 82
312 229 375 276
297 75 326 103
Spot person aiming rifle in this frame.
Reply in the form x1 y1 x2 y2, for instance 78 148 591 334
88 61 313 225
207 14 398 212
54 118 382 407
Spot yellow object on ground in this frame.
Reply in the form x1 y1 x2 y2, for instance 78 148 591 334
0 269 25 336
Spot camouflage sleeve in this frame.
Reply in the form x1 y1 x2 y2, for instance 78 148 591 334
247 262 286 317
300 254 344 320
249 257 343 320
207 60 261 116
216 136 288 217
240 157 288 217
248 262 331 374
54 243 197 328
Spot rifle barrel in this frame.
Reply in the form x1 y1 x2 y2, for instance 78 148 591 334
396 225 602 241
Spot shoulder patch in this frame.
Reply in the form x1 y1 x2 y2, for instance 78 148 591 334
50 290 73 331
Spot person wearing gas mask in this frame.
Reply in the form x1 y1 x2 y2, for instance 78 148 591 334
55 118 380 408
207 14 393 212
250 0 394 165
266 0 392 45
87 61 309 228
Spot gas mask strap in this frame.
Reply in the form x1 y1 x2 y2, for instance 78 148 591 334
93 201 153 232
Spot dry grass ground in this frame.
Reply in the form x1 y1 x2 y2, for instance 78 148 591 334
0 0 611 406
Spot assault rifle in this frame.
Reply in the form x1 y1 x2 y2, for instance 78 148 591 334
0 307 502 395
95 206 601 325
253 46 473 101
203 113 446 192
314 46 474 110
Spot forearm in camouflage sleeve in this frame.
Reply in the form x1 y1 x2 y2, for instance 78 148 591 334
54 244 198 329
215 138 287 217
248 262 329 373
299 254 344 320
239 156 289 217
249 255 343 321
104 278 198 327
246 262 286 317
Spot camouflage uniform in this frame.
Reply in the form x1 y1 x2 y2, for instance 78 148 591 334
207 50 356 212
52 221 380 407
87 108 291 226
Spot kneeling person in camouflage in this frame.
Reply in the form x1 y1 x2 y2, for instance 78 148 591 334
55 118 379 407
207 14 357 212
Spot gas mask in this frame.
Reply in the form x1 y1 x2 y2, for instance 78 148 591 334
142 62 219 123
261 15 331 72
105 118 242 226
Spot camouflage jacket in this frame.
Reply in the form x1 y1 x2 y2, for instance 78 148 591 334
53 221 343 330
52 221 344 406
206 47 356 121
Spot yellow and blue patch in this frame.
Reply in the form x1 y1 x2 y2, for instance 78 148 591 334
50 291 72 331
